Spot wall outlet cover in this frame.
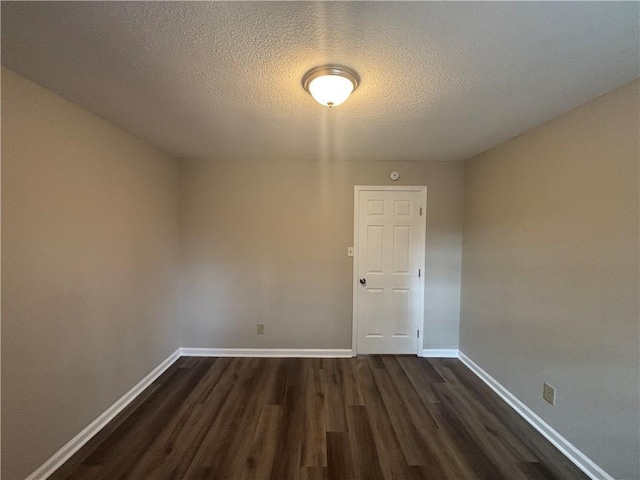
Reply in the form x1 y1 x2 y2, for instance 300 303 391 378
257 323 265 334
543 382 556 405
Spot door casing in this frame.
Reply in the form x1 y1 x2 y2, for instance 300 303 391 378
352 185 427 356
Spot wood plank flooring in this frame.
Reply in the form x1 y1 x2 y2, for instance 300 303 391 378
51 356 588 480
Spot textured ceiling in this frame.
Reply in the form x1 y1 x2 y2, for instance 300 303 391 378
2 1 639 162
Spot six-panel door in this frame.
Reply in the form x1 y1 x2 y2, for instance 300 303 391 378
356 189 425 354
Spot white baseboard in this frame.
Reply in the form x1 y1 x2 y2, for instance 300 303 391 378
458 351 613 480
420 348 459 358
26 346 354 479
25 348 181 480
179 347 354 358
28 347 610 480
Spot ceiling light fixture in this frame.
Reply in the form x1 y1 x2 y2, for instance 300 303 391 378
302 65 360 107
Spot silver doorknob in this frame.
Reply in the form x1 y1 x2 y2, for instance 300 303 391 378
359 278 367 286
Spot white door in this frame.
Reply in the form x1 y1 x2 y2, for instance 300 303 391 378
353 187 426 354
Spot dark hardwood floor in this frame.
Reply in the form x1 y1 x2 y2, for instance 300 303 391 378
51 356 588 480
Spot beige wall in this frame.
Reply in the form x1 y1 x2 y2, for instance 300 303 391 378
1 67 464 478
179 159 463 351
10 58 635 479
460 79 640 479
1 68 182 479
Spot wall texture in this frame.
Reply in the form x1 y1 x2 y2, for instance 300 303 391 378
460 79 640 479
179 159 463 351
1 68 182 479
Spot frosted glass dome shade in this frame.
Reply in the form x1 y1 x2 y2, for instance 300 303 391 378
308 75 354 107
302 65 360 107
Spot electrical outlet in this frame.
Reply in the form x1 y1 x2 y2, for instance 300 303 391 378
257 323 265 335
543 382 556 405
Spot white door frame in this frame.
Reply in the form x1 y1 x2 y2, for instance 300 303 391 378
352 185 427 356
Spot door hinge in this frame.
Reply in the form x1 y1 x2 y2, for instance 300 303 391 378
420 207 423 216
417 329 420 338
418 268 421 278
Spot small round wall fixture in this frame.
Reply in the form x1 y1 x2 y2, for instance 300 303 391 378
390 171 400 181
302 65 360 107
